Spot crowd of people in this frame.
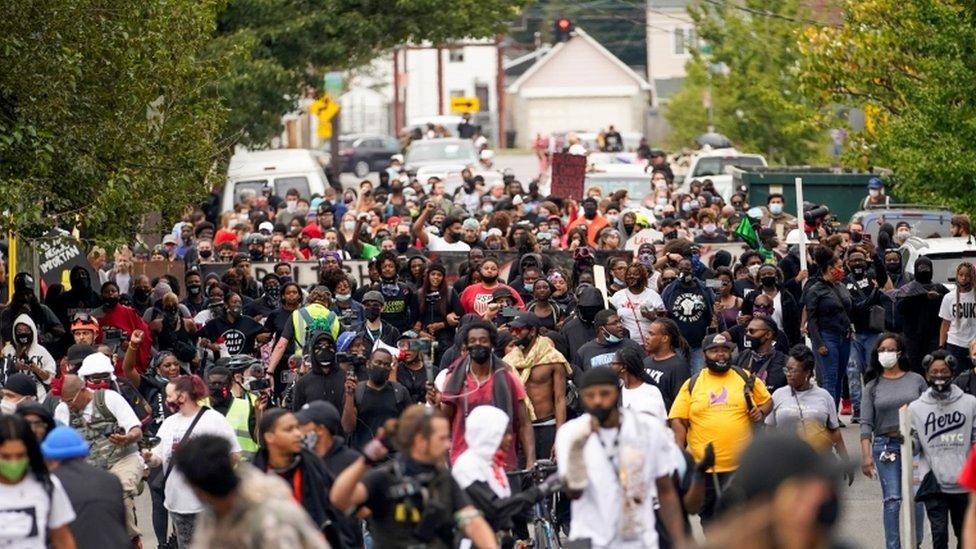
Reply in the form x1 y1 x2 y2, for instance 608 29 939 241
5 147 976 549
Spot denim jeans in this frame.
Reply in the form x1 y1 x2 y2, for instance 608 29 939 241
848 331 880 417
815 331 851 405
688 347 704 377
873 435 924 549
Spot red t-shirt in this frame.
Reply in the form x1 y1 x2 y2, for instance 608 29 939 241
459 283 526 316
958 449 976 491
442 366 527 470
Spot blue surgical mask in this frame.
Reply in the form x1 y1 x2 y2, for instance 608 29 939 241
604 328 622 344
769 203 783 215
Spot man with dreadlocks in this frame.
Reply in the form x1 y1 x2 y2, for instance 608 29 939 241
939 262 976 372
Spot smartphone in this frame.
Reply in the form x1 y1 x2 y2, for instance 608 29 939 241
407 339 432 353
501 306 520 318
249 378 270 391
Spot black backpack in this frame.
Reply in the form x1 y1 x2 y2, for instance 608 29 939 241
112 378 153 428
687 364 757 409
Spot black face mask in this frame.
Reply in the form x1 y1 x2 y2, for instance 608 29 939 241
264 286 280 301
705 358 731 373
583 205 597 219
929 377 952 394
14 333 31 346
103 295 119 308
468 345 492 363
187 284 202 297
313 346 335 370
481 274 498 285
680 271 694 285
585 404 615 426
228 305 243 320
133 288 150 302
395 235 411 254
365 308 381 321
885 262 902 275
209 303 225 318
915 267 933 284
76 274 91 290
744 335 765 350
516 333 534 349
760 276 777 289
209 384 230 404
368 367 388 386
850 265 866 280
198 249 213 259
578 306 600 324
249 249 264 261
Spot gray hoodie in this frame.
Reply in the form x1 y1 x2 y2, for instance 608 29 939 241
909 385 976 493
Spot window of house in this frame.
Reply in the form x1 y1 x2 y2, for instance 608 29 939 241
673 27 696 55
449 48 464 63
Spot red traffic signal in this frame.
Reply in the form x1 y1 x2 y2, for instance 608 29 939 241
553 18 574 42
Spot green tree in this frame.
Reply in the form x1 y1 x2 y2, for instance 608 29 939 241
800 0 976 212
665 0 826 164
212 0 530 146
0 0 226 243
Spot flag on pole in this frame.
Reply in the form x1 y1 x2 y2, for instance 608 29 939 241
734 217 775 262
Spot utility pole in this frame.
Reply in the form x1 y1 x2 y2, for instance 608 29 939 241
495 34 505 149
436 46 445 116
393 48 401 134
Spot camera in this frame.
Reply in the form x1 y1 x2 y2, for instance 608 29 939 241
407 339 435 353
102 425 124 438
336 352 366 367
249 378 271 392
501 306 520 318
102 327 124 351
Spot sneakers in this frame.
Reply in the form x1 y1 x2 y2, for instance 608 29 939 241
840 399 853 416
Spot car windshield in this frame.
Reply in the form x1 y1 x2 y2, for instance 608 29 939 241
858 212 952 240
274 176 310 199
234 180 269 203
406 141 477 164
586 176 652 202
692 155 765 177
918 251 976 285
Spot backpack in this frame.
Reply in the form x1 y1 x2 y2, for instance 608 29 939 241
300 308 337 355
112 378 153 428
687 364 757 409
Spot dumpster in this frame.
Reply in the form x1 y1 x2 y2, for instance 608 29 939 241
734 167 889 224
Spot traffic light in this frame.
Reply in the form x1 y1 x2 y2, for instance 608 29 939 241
553 18 574 42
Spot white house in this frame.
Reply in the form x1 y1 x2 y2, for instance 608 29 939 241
506 28 652 148
645 0 694 106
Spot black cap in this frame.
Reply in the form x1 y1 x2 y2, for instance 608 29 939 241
66 344 97 367
491 287 513 302
15 402 54 433
508 312 541 329
295 401 342 435
578 367 620 390
3 373 36 398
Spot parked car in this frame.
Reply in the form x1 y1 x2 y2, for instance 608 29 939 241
849 205 953 242
584 172 653 205
223 149 329 213
900 236 976 287
678 148 767 201
329 134 400 177
404 138 479 174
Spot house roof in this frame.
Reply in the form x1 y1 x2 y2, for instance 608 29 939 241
507 27 651 95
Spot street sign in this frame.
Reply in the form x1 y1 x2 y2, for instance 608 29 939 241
323 71 344 95
450 96 480 113
310 94 340 139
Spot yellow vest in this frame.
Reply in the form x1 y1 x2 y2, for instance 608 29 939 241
200 395 259 462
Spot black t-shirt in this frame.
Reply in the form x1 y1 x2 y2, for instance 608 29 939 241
643 354 691 411
396 362 429 404
244 296 277 320
575 338 643 372
291 368 347 412
352 382 408 448
202 315 267 356
736 350 788 393
372 280 418 333
666 286 712 349
362 458 470 549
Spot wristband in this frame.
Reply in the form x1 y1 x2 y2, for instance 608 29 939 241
455 507 483 529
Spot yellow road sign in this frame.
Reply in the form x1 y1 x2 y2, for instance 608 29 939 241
311 94 340 139
450 96 480 113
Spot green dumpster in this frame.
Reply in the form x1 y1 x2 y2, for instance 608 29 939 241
734 167 888 224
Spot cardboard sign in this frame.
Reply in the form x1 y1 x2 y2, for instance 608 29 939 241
35 233 95 291
550 153 586 200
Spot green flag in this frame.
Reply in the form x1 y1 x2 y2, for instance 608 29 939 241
734 217 759 249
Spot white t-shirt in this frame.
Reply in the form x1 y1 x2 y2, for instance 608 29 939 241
0 475 75 549
610 287 665 344
555 409 678 549
426 232 470 252
55 389 141 436
621 384 668 424
153 408 241 514
939 290 976 347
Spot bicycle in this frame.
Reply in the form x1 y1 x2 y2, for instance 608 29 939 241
509 459 563 549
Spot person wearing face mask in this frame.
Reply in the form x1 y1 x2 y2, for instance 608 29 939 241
53 265 102 325
669 333 772 526
127 274 153 315
268 285 340 381
859 334 926 549
887 257 947 374
908 351 976 549
575 309 644 374
563 197 609 248
0 415 77 549
735 317 788 393
743 264 801 346
459 257 525 316
803 247 853 405
881 249 907 289
95 281 153 374
181 270 206 316
610 263 666 346
290 330 347 413
661 258 715 376
860 176 891 209
760 193 797 242
142 374 240 548
732 250 764 298
554 285 605 367
0 272 64 351
200 292 270 358
201 365 261 461
694 210 728 244
555 366 688 549
341 348 409 449
412 202 471 252
842 249 887 423
1 373 39 416
354 290 402 349
2 316 55 400
939 262 976 371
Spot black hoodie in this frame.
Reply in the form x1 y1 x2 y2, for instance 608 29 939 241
57 266 102 313
554 286 605 366
290 330 346 412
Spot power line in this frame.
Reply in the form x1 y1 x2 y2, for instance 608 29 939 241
699 0 842 28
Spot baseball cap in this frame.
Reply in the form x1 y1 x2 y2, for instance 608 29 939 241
578 366 620 390
3 373 37 398
508 312 541 329
295 401 342 435
258 221 275 234
362 290 385 305
702 333 736 351
41 426 90 461
162 234 177 245
867 177 884 189
491 287 514 302
66 344 97 368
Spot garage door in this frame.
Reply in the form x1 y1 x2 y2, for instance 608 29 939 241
525 97 634 142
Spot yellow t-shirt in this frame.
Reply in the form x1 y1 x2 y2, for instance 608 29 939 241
669 368 772 472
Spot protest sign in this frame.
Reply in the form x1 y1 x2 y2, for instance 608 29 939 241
550 153 586 200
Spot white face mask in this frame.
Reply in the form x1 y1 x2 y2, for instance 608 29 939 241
747 264 761 277
0 397 21 415
878 351 899 369
869 189 880 197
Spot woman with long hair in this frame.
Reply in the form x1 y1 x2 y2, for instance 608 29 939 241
712 267 741 333
612 346 668 423
859 333 926 549
418 263 462 360
803 246 852 405
0 414 76 548
938 261 976 371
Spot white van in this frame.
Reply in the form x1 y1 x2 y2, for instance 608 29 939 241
222 149 330 213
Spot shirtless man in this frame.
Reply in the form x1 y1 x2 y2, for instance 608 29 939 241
503 313 569 459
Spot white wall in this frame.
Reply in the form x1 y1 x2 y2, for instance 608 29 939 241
402 42 497 122
646 5 694 102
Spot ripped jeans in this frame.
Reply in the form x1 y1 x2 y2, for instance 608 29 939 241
873 435 924 549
